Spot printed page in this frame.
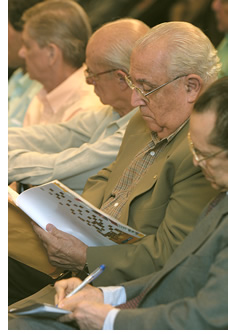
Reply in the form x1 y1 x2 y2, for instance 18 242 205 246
16 180 145 247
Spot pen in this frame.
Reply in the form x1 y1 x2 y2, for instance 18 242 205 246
66 264 106 298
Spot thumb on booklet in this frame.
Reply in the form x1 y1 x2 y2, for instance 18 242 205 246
46 223 55 233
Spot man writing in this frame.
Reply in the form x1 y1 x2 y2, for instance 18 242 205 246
9 76 228 330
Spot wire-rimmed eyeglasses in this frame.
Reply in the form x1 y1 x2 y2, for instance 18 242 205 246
125 74 186 102
187 132 225 163
84 68 119 82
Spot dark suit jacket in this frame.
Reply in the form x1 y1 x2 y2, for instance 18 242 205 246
83 111 218 285
115 194 228 329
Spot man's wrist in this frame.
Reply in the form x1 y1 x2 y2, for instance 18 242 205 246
103 308 120 330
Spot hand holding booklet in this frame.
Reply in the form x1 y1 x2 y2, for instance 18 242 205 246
8 180 145 247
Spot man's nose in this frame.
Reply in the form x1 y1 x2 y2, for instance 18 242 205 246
192 156 206 169
130 88 147 108
85 76 96 85
18 46 25 59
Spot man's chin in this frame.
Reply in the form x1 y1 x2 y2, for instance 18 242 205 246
95 93 104 104
141 116 165 135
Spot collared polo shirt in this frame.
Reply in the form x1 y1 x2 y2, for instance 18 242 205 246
23 66 102 126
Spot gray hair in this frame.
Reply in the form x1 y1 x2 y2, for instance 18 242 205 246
134 21 221 84
94 18 150 73
22 0 92 68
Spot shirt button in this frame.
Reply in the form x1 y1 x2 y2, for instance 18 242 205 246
114 203 119 207
153 175 157 179
150 151 155 156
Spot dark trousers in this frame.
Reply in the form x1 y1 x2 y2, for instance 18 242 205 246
8 257 56 305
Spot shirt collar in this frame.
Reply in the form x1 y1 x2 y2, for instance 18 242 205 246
111 107 139 128
41 67 86 114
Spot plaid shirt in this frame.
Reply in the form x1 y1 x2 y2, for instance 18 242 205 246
101 120 188 219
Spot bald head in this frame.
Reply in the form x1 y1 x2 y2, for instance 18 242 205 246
86 19 150 73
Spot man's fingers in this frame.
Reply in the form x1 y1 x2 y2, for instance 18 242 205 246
32 221 51 242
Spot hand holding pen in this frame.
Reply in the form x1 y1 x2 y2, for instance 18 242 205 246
66 264 106 298
55 264 106 307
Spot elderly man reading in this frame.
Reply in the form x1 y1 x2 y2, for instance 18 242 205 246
9 22 220 304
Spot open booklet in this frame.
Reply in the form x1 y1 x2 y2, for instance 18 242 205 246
8 180 145 247
9 303 70 320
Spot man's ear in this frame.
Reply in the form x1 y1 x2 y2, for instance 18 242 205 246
46 43 60 66
184 74 203 103
115 70 128 90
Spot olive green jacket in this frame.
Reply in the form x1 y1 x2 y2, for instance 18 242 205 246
83 110 218 285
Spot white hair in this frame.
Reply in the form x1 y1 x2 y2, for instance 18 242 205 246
134 21 221 84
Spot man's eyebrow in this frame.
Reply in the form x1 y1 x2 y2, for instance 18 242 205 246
135 78 155 88
128 72 156 87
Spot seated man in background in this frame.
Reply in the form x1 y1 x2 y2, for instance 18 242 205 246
18 0 101 126
212 0 228 77
8 0 43 127
8 18 149 194
8 18 150 303
9 77 228 330
8 22 220 303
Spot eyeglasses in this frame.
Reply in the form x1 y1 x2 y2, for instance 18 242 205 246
84 68 118 82
187 132 224 163
125 75 186 102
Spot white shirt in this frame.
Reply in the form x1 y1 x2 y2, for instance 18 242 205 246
100 286 126 330
23 66 102 126
8 107 138 193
